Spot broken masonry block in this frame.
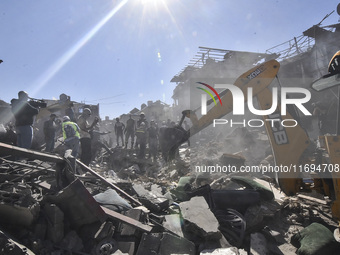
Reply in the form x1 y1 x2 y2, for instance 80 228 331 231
52 179 107 229
132 184 169 213
179 196 221 241
162 214 184 238
135 232 196 255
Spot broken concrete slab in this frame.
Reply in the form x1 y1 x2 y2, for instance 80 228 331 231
163 214 184 238
179 196 221 240
51 179 107 229
132 183 169 213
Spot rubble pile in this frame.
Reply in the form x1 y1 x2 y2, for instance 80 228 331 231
0 140 340 255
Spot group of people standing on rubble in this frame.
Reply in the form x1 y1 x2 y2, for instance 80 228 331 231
10 91 101 167
113 112 178 162
9 91 185 167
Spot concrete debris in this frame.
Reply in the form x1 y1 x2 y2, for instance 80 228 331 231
163 214 184 238
179 196 221 240
132 183 169 213
0 115 339 255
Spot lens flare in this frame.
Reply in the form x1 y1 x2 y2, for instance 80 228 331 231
31 0 129 97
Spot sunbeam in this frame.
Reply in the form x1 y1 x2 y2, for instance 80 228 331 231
31 0 129 97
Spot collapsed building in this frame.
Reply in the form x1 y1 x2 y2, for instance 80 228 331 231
170 18 340 137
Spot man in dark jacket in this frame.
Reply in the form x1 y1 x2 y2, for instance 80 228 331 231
43 114 57 152
11 91 39 149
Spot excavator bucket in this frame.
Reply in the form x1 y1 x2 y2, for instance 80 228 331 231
160 125 190 161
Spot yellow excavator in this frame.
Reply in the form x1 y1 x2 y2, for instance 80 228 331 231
169 51 340 226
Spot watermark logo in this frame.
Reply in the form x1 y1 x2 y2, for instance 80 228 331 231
199 83 312 116
196 82 222 115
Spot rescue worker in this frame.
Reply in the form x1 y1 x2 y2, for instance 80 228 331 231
147 120 158 162
43 113 57 152
90 124 110 161
137 112 148 128
11 91 39 149
136 122 147 159
77 108 99 165
59 93 76 122
135 112 148 149
124 114 136 149
114 117 125 147
158 121 168 161
62 116 80 157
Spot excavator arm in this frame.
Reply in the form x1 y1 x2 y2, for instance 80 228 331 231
187 60 281 136
170 59 311 196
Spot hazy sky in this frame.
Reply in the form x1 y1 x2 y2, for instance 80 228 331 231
1 0 339 118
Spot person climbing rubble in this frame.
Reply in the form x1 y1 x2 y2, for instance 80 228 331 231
11 91 40 149
90 124 110 161
62 116 80 157
77 108 99 165
147 120 158 162
114 117 125 147
43 113 57 152
124 114 136 149
136 121 147 159
135 112 148 150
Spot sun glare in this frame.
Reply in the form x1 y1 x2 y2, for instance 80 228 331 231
30 0 129 97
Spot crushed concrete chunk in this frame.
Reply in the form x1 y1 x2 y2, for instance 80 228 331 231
179 196 221 240
133 183 169 212
163 214 184 238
